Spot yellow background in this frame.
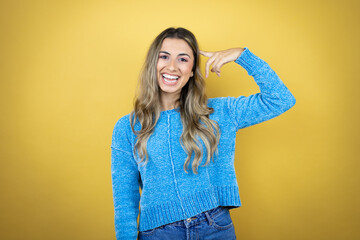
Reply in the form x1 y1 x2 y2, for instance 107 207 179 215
1 0 359 239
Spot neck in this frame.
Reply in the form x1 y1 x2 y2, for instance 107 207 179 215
160 92 180 111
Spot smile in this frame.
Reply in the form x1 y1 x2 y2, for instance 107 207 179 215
162 74 179 84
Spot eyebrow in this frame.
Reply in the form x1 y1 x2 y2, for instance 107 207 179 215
159 51 192 59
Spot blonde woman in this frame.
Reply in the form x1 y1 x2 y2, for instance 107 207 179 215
111 27 296 239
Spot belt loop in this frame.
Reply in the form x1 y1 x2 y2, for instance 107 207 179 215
204 211 213 226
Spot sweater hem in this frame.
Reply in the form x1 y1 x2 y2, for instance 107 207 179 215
138 185 241 232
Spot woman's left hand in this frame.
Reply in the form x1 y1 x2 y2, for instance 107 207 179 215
200 48 244 78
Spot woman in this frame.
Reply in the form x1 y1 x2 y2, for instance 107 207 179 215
111 27 296 239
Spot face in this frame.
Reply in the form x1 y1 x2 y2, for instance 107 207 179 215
157 38 194 99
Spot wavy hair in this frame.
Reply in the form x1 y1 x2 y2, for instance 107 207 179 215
130 27 220 174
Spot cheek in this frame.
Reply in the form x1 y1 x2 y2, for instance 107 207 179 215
182 62 194 74
156 62 163 74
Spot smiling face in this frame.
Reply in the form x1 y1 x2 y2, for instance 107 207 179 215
157 38 195 104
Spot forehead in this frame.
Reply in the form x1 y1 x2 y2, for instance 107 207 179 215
160 38 194 57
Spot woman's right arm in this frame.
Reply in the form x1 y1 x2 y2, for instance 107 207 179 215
111 116 140 240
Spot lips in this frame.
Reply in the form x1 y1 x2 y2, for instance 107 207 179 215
161 73 180 85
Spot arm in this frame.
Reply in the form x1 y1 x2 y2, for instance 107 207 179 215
228 48 296 130
201 47 296 130
111 117 140 239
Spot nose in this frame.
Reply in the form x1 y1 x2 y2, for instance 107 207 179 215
167 59 177 72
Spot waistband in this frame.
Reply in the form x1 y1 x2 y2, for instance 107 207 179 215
170 206 229 227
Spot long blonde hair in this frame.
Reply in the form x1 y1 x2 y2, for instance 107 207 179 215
130 27 220 174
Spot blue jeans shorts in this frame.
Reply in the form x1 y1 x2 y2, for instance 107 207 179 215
138 206 236 240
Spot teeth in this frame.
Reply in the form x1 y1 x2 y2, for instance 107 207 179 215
162 74 179 80
164 78 177 83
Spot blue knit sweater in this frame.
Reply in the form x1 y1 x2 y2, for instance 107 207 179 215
111 48 296 239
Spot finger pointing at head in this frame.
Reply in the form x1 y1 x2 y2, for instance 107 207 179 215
200 50 213 58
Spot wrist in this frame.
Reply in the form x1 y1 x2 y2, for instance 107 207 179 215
237 48 245 57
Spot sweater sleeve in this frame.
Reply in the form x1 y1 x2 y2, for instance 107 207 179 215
111 116 140 240
225 48 296 131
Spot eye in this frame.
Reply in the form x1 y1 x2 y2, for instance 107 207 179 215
179 58 188 62
159 55 168 60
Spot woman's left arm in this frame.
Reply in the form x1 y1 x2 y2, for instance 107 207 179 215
201 47 296 130
200 48 244 78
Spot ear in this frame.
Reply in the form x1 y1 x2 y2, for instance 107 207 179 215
190 72 194 77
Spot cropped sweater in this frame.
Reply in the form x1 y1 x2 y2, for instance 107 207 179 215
111 48 296 239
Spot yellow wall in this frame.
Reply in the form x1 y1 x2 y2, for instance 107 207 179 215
1 0 359 239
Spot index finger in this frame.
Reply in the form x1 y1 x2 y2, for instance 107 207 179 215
200 50 214 58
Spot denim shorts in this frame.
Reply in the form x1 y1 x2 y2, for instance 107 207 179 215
138 206 236 240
